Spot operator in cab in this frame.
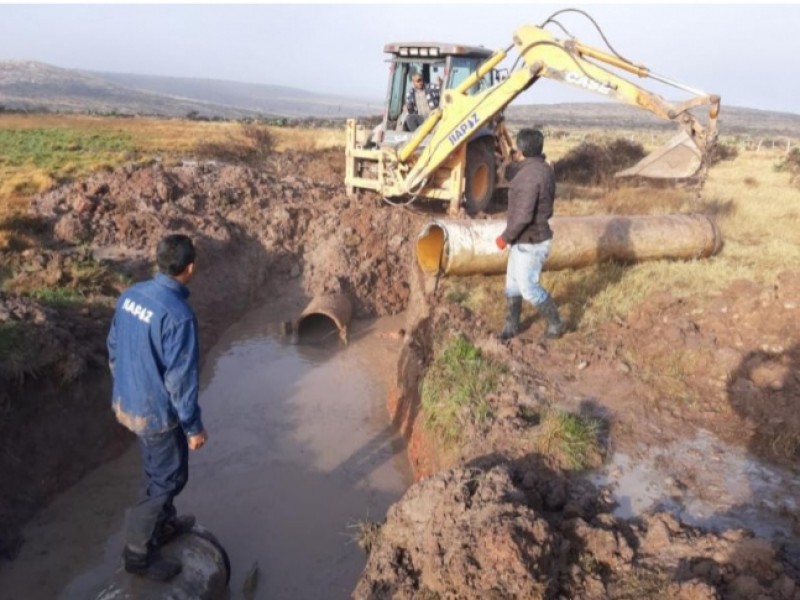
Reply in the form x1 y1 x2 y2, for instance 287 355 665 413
405 70 440 132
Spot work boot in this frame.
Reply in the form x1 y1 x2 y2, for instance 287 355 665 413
498 296 522 341
152 514 196 548
537 296 565 339
123 546 182 582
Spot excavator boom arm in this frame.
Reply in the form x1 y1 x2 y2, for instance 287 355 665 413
396 22 720 193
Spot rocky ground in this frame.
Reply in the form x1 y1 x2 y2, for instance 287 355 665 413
1 147 798 598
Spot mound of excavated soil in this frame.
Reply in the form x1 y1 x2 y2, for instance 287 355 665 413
355 463 799 599
30 153 419 318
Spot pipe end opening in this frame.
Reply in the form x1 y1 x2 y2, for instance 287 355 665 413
416 225 446 274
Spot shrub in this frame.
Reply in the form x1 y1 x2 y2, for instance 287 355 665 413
707 141 739 165
554 138 646 186
776 147 800 184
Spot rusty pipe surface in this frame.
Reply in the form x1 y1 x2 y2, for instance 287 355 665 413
416 214 722 276
296 293 353 344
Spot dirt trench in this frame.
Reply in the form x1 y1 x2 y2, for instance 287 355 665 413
0 150 422 562
2 149 799 599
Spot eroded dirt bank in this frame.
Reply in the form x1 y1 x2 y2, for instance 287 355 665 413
355 463 798 600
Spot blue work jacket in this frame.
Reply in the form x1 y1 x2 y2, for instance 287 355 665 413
107 273 203 437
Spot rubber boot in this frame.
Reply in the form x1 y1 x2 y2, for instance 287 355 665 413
498 296 522 341
152 514 196 548
123 546 182 582
537 296 564 339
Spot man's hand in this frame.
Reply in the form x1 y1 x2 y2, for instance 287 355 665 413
188 429 208 451
496 236 507 251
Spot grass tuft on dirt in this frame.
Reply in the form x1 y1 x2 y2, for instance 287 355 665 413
533 409 604 471
421 335 504 446
348 518 382 555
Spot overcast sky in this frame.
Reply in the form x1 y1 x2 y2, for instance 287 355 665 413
1 3 798 114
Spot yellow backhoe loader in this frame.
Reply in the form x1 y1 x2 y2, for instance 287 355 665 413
344 9 720 215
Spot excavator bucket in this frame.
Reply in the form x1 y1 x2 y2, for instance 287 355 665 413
615 131 703 179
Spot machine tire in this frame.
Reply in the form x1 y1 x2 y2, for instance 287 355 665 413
464 139 496 215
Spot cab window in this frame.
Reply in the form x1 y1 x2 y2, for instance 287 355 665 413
448 57 493 94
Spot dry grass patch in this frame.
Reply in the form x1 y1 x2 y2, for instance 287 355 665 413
545 255 754 331
623 346 715 406
597 186 693 215
270 127 344 152
444 276 504 325
704 147 800 281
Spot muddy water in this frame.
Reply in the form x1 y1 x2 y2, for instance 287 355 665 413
0 302 412 600
591 429 800 541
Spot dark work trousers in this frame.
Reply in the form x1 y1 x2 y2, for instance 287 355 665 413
405 113 426 132
126 426 189 554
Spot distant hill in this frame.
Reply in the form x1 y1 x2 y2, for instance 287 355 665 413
505 103 800 138
89 71 379 119
1 60 798 137
0 60 381 119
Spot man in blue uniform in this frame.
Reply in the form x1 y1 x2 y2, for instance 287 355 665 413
107 234 208 581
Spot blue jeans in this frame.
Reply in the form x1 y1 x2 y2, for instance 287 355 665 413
126 426 188 553
505 240 552 305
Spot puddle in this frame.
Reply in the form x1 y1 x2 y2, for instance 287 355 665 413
0 301 412 600
590 429 800 540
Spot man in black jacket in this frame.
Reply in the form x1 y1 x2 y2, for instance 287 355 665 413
495 128 564 340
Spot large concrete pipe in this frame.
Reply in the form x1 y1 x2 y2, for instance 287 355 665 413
95 526 230 600
416 214 722 276
296 293 353 343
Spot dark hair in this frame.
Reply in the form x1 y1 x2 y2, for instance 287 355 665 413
156 234 195 276
517 128 544 158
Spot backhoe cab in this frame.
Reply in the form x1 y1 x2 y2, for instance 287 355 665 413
345 13 720 216
346 42 509 215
